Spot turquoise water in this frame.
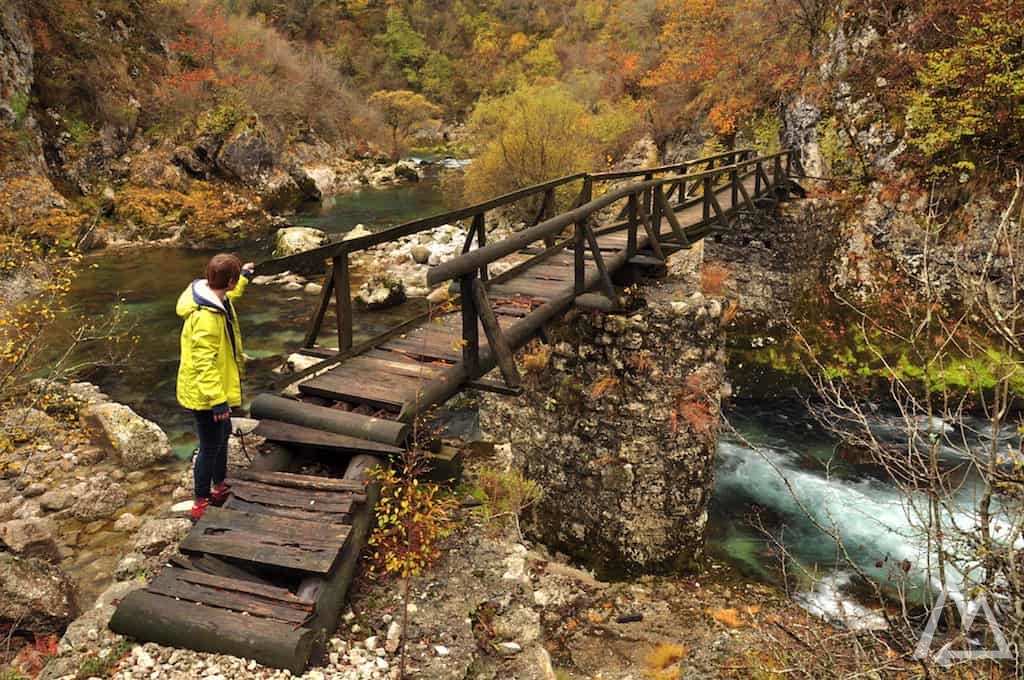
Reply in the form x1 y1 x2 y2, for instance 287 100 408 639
58 179 448 458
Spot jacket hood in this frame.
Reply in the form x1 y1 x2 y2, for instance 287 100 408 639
176 279 226 319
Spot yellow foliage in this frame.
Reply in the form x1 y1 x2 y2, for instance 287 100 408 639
708 607 744 628
643 643 687 680
589 375 618 399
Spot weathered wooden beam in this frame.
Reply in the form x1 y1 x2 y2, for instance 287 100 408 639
583 221 618 301
654 186 690 249
332 253 352 352
230 469 368 494
253 419 403 456
303 266 334 348
574 220 586 296
461 273 480 379
636 204 666 261
627 193 638 257
109 591 324 674
471 279 521 388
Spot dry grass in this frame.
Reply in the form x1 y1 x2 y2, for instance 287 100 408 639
701 262 730 295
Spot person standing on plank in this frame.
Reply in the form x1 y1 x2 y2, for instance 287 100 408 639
175 254 255 520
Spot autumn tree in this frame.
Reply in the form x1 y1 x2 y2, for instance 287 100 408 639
368 90 442 160
641 0 809 145
904 1 1024 171
462 82 640 208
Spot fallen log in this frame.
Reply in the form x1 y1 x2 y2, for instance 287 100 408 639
250 394 409 447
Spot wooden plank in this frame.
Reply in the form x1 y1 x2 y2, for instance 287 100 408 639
379 335 465 362
230 470 367 494
323 362 426 393
345 354 439 382
181 530 338 573
298 373 412 411
181 508 350 574
168 554 275 587
229 478 360 506
225 497 352 525
252 419 403 455
193 507 349 545
489 280 562 299
147 569 312 624
228 481 356 514
166 565 315 607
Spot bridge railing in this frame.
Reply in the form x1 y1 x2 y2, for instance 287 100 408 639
262 148 799 371
262 172 589 355
424 149 797 385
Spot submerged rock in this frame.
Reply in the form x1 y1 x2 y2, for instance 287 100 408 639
69 476 127 522
0 518 60 561
0 553 78 634
80 402 171 470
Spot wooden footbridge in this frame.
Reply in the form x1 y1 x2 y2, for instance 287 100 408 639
109 148 803 672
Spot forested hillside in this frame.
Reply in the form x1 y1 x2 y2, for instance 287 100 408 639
1 0 1021 250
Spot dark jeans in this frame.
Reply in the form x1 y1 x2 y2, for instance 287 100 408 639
193 409 230 500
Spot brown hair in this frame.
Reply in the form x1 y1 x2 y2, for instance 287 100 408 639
206 254 242 290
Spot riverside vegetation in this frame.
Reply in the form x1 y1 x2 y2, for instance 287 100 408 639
1 0 1023 677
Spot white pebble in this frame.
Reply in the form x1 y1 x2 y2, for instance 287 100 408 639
375 657 389 671
499 641 522 655
434 645 450 657
364 636 379 651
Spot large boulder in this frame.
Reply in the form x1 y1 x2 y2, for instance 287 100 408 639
69 476 127 522
80 403 171 470
216 123 276 183
0 518 59 561
0 553 78 634
273 226 326 258
260 167 322 211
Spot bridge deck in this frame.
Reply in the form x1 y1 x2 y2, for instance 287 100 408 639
292 172 761 424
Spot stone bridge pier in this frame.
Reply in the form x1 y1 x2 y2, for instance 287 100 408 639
479 261 727 577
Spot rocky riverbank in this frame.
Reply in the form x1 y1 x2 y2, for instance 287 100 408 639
12 435 920 680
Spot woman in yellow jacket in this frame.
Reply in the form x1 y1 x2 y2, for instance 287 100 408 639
176 254 254 520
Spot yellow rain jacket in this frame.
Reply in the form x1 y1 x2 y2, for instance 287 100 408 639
175 275 249 411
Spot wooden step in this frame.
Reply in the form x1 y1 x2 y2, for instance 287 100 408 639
146 567 314 624
181 506 351 574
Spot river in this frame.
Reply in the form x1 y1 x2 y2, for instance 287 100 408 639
54 167 1013 627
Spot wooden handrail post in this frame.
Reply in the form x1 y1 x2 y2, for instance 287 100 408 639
730 165 739 208
755 159 763 194
574 219 586 296
627 193 638 257
642 172 653 220
332 252 352 352
774 155 783 187
460 272 479 378
785 151 792 176
472 212 488 281
702 176 712 223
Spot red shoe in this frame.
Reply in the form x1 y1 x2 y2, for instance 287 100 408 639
190 498 210 521
211 482 231 505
